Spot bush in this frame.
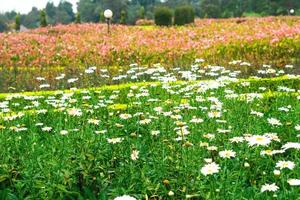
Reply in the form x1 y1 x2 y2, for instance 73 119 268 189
120 10 126 24
154 7 173 26
40 10 47 27
75 12 81 24
15 14 21 31
174 5 195 25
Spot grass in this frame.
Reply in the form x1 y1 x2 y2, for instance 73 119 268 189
0 76 299 199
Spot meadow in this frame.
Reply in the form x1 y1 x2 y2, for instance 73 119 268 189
0 17 300 199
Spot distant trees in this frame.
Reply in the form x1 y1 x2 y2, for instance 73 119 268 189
45 1 75 25
22 7 40 29
0 0 300 32
0 18 8 32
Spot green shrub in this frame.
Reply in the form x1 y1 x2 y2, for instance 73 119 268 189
15 14 20 31
120 10 126 24
174 5 195 25
75 12 81 24
154 7 173 26
40 10 47 27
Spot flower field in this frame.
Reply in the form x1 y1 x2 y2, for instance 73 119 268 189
1 17 300 68
0 60 300 199
1 16 300 199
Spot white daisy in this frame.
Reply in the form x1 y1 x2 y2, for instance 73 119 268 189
201 162 220 176
261 183 279 192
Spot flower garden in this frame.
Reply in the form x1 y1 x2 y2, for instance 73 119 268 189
0 17 300 199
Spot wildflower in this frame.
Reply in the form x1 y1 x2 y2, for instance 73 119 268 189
95 130 107 134
246 135 272 146
151 130 160 136
60 130 68 135
203 133 215 140
207 146 218 151
261 183 279 192
67 108 82 116
282 142 300 150
204 158 213 163
114 195 136 200
107 137 123 144
190 117 204 123
67 78 78 83
201 162 220 176
250 110 264 117
267 118 282 126
208 111 221 118
273 169 281 176
217 128 231 134
168 191 174 196
42 127 52 132
139 119 151 125
276 160 295 170
295 125 300 131
229 137 244 143
88 119 100 125
287 179 300 186
219 150 236 159
260 149 284 156
119 113 132 120
244 162 250 167
131 150 139 161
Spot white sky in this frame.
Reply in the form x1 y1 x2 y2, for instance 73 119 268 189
0 0 78 14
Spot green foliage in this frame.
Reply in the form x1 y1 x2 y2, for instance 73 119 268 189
15 14 21 31
40 10 47 27
174 5 195 26
99 11 105 23
200 0 221 18
120 10 126 24
154 7 173 26
139 6 145 19
242 12 262 17
0 18 8 32
0 75 299 199
22 7 40 29
76 12 81 24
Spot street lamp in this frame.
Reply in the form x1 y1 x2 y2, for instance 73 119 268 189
104 9 113 34
290 9 295 15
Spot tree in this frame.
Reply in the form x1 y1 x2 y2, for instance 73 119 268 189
200 0 221 18
45 2 56 18
45 2 56 24
76 12 81 24
99 10 105 23
120 10 126 24
40 10 47 27
78 0 102 22
23 7 40 28
0 18 8 32
55 1 75 24
140 6 145 19
15 14 21 31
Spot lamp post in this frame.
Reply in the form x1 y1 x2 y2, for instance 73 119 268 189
104 9 113 34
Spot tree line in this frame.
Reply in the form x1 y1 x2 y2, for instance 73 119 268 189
0 0 299 32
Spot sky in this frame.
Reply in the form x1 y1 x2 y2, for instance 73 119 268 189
0 0 79 14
